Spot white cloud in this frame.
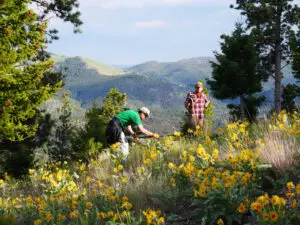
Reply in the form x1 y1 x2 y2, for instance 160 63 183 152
135 20 167 29
81 0 233 9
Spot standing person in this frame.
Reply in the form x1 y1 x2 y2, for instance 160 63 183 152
105 107 159 156
184 81 211 131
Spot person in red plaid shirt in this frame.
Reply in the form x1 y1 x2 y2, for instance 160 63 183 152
184 81 210 130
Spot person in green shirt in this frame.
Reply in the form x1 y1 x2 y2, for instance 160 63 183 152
105 107 159 155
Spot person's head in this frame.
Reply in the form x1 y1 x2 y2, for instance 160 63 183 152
195 81 204 93
138 107 150 121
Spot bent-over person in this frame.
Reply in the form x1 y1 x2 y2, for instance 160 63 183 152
105 107 158 156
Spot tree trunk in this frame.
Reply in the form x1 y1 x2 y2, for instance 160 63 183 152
240 95 245 121
274 4 282 114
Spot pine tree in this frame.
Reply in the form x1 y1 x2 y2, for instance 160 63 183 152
285 28 300 111
0 0 62 141
87 88 127 145
47 93 78 161
31 0 82 35
72 88 127 159
231 0 300 114
207 24 264 121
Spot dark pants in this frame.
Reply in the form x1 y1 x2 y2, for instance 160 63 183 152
105 117 129 155
105 117 125 145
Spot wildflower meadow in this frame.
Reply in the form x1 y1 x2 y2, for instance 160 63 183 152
0 110 299 225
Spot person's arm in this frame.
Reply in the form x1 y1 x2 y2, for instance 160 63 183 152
184 93 191 109
204 94 210 108
137 124 154 137
127 125 135 135
205 99 210 108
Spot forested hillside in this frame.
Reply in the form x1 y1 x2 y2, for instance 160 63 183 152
47 55 299 134
49 55 229 134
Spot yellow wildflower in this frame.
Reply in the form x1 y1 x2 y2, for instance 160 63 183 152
212 149 219 160
97 212 106 220
33 219 42 225
271 195 281 206
170 177 176 187
44 213 52 223
117 164 123 171
262 212 269 221
291 199 297 208
173 131 181 137
269 211 278 222
121 176 127 183
69 210 79 220
28 169 35 175
85 201 93 210
250 202 262 213
158 217 165 225
121 201 133 210
286 192 295 198
168 163 176 170
107 211 114 217
237 203 247 214
287 181 295 191
296 183 300 194
56 213 66 222
217 218 224 225
153 133 159 138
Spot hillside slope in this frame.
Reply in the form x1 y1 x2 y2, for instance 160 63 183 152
50 55 298 134
127 57 214 85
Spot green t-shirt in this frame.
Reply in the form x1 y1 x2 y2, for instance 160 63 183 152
115 110 142 128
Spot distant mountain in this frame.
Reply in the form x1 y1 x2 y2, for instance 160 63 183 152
50 55 207 134
127 57 214 85
49 54 298 134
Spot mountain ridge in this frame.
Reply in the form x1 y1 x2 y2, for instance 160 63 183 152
47 54 298 134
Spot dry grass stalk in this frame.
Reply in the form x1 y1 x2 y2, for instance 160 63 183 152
259 131 300 175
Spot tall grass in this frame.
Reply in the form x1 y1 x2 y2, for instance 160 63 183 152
259 131 300 175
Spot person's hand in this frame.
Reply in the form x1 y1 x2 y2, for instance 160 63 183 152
152 133 160 139
132 133 139 140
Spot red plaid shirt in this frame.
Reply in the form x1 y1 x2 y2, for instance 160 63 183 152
184 92 209 119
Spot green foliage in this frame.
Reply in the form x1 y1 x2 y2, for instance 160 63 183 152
290 29 300 81
0 0 62 141
232 0 300 114
208 23 264 121
87 88 126 145
31 0 82 35
201 79 214 131
282 84 300 113
47 93 79 161
228 95 266 122
72 88 126 159
0 110 55 177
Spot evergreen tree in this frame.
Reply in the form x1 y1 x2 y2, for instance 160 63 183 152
47 93 78 162
282 84 299 112
231 0 300 114
72 88 127 159
0 110 55 177
31 0 82 37
227 95 265 122
0 0 62 141
207 24 264 121
87 88 127 146
285 28 300 111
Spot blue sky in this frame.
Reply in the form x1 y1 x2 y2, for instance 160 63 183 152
47 0 243 65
